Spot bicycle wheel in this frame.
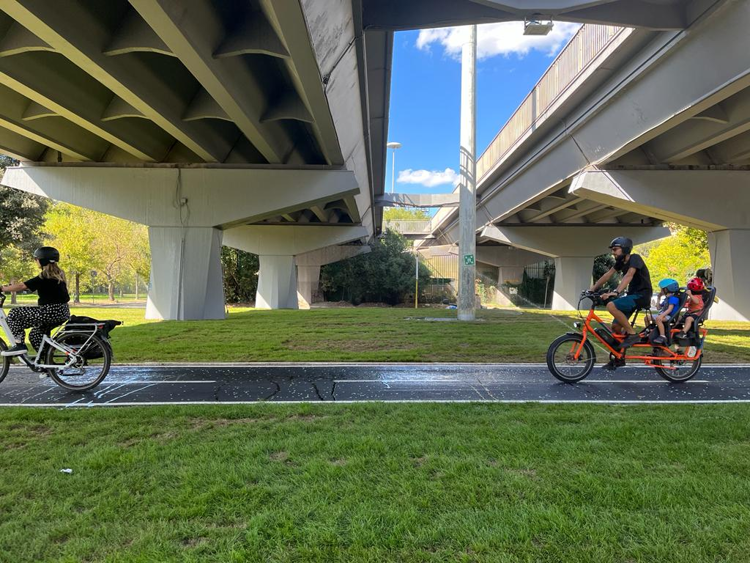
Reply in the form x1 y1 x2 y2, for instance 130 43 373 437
46 332 111 391
653 349 702 383
0 339 10 384
547 334 596 383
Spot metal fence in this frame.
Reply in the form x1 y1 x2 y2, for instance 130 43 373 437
475 24 626 180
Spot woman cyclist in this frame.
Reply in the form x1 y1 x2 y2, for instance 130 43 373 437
0 247 70 356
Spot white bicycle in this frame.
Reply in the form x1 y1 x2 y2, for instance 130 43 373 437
0 293 113 391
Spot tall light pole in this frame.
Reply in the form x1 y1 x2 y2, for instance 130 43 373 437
386 141 402 194
458 25 477 321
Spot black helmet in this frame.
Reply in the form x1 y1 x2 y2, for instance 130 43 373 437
609 236 633 255
33 246 60 266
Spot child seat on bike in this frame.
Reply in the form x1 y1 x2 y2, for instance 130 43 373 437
645 287 689 346
675 286 717 346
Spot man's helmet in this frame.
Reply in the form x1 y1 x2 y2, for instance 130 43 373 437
609 236 633 255
33 246 60 267
687 277 705 292
658 278 680 293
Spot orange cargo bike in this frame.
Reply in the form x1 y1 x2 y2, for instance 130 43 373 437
546 288 716 383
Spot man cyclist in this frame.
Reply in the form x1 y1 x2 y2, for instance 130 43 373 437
589 236 652 350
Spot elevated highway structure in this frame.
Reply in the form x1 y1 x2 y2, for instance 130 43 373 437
0 0 724 318
420 0 749 319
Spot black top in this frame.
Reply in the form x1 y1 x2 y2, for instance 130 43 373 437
24 275 70 306
614 253 652 299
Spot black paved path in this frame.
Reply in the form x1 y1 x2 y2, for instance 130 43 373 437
1 363 750 406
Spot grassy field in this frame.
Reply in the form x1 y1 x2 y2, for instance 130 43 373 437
28 305 750 364
1 403 749 562
12 292 143 305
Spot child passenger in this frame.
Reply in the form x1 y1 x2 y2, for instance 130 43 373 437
678 277 705 338
646 278 681 345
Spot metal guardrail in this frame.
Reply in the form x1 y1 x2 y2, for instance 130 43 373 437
384 220 431 234
475 25 626 181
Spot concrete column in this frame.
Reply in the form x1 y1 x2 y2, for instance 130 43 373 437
255 256 299 310
458 25 477 321
551 256 594 311
297 265 321 309
708 230 750 321
146 227 225 320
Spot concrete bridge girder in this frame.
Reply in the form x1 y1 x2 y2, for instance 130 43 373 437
571 168 750 321
480 225 670 310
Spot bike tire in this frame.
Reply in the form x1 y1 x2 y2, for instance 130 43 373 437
547 334 596 383
0 339 10 384
654 351 702 383
46 332 111 392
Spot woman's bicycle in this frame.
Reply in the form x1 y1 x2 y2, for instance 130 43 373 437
0 292 115 391
546 289 712 384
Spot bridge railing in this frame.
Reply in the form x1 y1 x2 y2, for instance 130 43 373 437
475 24 626 181
384 220 431 234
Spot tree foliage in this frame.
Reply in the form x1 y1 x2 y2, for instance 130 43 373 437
383 207 431 221
320 231 431 305
0 245 37 304
221 247 259 303
636 229 710 286
0 155 49 251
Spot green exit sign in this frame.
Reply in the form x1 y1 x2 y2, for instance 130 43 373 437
464 254 475 265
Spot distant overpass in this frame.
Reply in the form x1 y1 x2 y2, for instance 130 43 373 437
0 0 712 318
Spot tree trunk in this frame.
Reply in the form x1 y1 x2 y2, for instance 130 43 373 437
135 272 139 301
108 281 115 301
74 273 80 304
10 278 16 305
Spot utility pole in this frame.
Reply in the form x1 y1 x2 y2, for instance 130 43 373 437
458 25 477 321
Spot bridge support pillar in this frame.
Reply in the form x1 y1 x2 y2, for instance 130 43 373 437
146 227 225 320
708 230 750 321
256 255 299 309
297 266 321 310
552 257 594 311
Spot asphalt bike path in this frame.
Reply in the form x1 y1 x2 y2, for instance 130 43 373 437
1 363 750 406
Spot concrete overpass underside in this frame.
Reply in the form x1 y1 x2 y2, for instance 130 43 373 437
0 0 390 318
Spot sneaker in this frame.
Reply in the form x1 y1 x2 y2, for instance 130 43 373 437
620 333 642 348
652 335 667 345
1 343 27 356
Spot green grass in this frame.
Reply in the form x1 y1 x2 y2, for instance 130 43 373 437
2 403 750 562
40 306 750 364
13 293 143 305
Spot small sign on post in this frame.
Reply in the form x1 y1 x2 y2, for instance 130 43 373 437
463 254 475 266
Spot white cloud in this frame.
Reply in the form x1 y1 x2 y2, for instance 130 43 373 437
416 22 581 60
397 168 459 188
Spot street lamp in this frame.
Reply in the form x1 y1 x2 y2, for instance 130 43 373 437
386 141 402 194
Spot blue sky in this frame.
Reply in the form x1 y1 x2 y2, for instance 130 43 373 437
386 22 580 194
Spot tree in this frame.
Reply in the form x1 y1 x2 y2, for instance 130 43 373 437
0 245 36 304
383 207 431 221
44 203 97 303
0 155 49 251
320 231 431 305
221 247 259 303
636 229 710 285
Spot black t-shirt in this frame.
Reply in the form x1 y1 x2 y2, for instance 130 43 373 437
24 275 70 306
614 254 652 300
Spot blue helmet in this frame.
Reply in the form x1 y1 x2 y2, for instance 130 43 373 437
658 278 680 293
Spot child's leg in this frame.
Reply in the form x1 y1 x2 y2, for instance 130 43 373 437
683 316 694 334
655 318 665 336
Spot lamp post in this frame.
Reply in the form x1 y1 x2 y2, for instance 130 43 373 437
457 25 477 321
386 141 402 194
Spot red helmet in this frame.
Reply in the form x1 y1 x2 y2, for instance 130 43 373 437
687 277 705 292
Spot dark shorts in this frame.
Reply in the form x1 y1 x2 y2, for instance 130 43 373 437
611 294 647 317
